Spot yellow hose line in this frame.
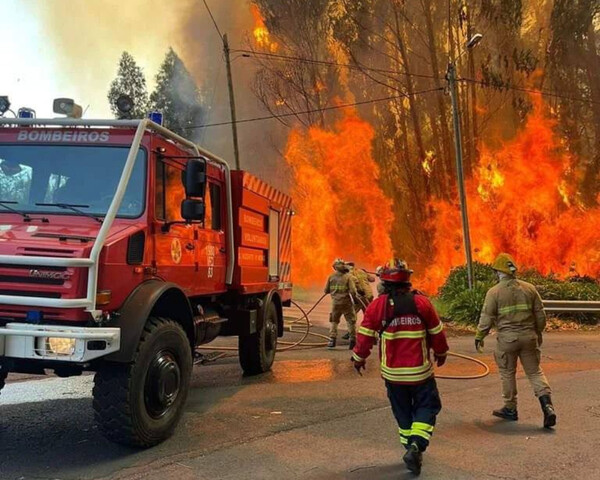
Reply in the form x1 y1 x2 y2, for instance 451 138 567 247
437 351 490 380
195 296 491 380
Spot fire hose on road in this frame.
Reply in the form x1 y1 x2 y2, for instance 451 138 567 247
196 294 490 380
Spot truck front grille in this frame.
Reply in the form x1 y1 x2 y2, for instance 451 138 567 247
0 289 61 298
0 274 65 286
0 248 79 300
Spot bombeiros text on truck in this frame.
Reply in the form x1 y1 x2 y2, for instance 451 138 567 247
0 96 293 447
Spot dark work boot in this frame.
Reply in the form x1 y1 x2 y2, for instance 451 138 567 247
539 395 557 429
327 338 336 349
493 406 518 421
348 339 356 350
402 443 423 476
342 332 350 340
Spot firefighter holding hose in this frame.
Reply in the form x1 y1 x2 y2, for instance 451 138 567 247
342 262 375 341
352 259 449 476
347 262 375 312
325 258 358 349
475 253 557 429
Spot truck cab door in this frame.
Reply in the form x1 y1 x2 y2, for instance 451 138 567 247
153 157 197 293
196 180 226 293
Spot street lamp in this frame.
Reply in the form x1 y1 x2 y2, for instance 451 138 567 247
446 33 483 290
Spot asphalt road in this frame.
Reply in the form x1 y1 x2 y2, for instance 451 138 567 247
1 303 599 480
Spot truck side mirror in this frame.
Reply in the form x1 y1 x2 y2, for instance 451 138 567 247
184 158 206 198
181 199 205 222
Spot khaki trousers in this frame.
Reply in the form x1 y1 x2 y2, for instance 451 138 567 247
494 333 552 409
329 303 357 340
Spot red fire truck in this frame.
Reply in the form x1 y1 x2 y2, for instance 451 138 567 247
0 115 293 447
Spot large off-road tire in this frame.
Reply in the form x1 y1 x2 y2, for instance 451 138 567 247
239 300 278 375
92 317 192 447
0 363 8 395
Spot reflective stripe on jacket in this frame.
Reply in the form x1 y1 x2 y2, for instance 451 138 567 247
477 277 546 340
324 272 357 305
352 292 449 384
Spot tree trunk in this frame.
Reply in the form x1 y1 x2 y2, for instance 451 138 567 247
422 0 453 194
393 6 427 173
582 24 600 205
465 4 479 174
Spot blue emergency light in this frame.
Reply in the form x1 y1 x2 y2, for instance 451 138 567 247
26 310 44 324
148 111 163 125
18 108 35 119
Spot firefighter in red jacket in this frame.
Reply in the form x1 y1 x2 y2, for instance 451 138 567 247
352 259 449 476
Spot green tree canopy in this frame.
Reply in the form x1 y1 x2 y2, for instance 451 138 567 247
107 51 149 119
150 48 205 138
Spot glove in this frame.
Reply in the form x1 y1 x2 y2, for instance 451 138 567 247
351 358 366 375
434 353 447 367
475 338 484 353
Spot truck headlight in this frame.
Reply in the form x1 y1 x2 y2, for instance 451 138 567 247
47 337 76 355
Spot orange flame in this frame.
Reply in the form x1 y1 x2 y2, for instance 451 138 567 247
422 151 435 177
250 4 278 52
285 109 393 287
422 94 600 292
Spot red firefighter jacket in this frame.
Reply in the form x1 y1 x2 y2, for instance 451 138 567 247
352 291 449 384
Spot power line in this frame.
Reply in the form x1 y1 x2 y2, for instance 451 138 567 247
182 87 444 130
232 48 445 81
202 0 223 42
460 77 600 106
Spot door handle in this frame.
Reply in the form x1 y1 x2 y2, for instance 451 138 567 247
185 242 195 251
219 247 226 253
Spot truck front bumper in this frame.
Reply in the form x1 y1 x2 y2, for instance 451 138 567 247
0 323 120 363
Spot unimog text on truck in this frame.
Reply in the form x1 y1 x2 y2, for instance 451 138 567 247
0 113 293 447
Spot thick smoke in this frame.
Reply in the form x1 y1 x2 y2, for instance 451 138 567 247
33 0 289 190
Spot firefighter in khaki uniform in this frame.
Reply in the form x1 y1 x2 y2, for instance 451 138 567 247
347 262 375 312
342 262 375 341
475 253 557 428
352 259 449 476
325 259 358 349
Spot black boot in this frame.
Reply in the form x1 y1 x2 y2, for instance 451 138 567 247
403 443 423 476
539 395 557 429
341 332 350 340
348 339 356 350
492 406 518 421
327 337 336 349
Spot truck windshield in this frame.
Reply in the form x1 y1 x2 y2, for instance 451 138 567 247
0 144 146 218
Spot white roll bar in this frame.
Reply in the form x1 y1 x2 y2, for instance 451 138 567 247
0 118 236 319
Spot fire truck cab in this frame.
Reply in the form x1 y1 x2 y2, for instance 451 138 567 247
0 117 292 447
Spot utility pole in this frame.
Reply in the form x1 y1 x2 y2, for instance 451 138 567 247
223 34 241 170
447 61 474 289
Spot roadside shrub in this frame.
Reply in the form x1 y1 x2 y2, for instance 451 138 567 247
438 262 496 303
445 283 490 325
439 264 600 325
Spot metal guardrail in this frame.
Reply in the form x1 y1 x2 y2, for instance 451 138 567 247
542 300 600 313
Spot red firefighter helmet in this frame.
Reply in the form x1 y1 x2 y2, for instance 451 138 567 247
379 258 413 283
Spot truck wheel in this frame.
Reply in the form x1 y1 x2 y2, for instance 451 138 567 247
92 317 192 447
239 300 278 375
0 364 8 395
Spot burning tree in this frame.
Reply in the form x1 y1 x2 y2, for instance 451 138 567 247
248 1 600 290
